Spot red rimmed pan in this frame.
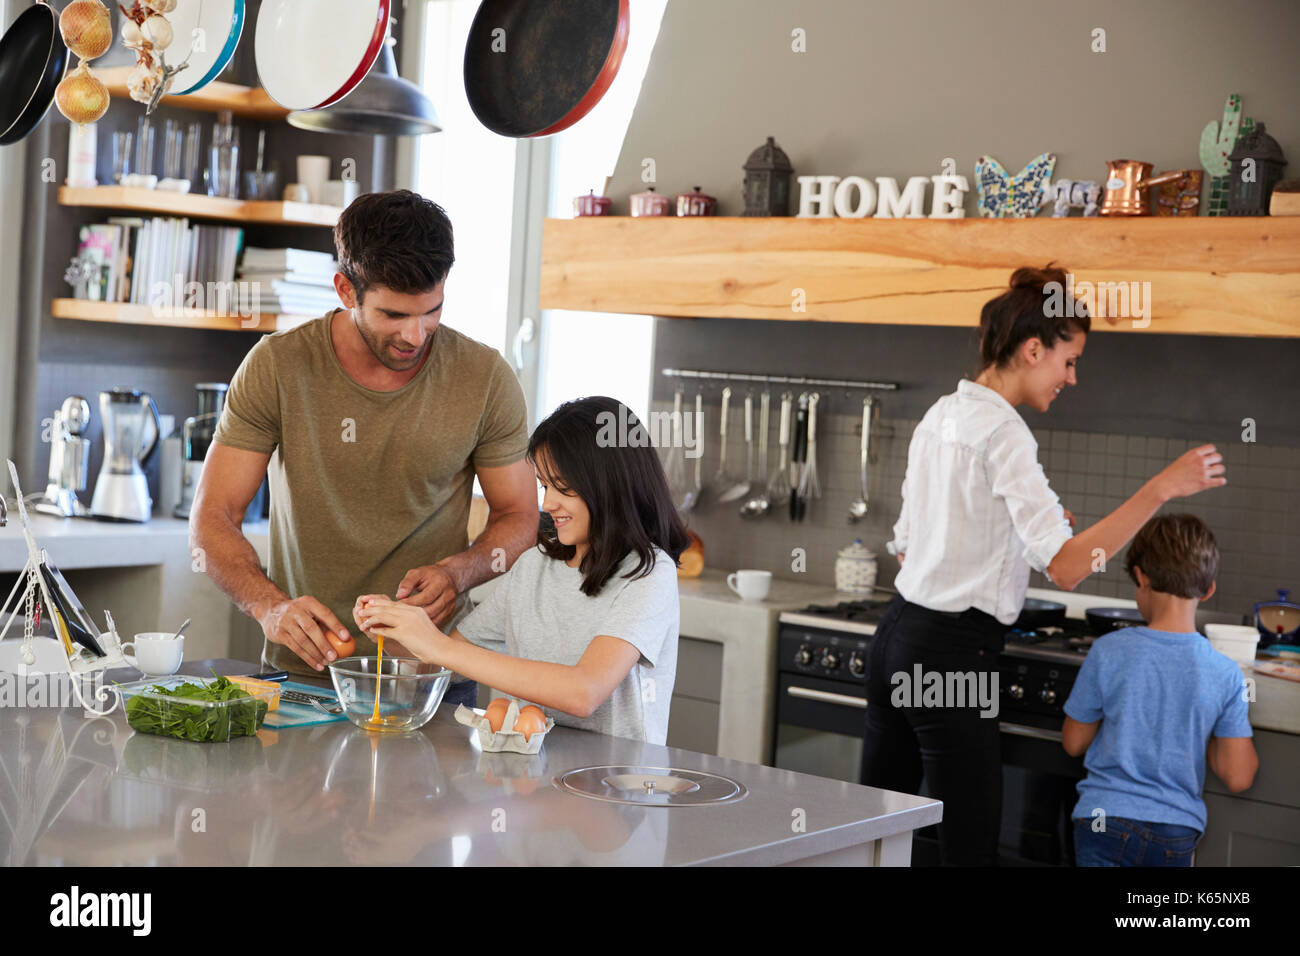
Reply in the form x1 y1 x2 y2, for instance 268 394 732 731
464 0 629 138
255 0 391 112
0 0 69 146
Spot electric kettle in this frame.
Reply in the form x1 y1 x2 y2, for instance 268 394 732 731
90 389 162 522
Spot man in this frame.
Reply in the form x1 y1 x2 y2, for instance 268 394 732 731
191 189 539 707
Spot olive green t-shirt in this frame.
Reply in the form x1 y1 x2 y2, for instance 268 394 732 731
213 309 530 678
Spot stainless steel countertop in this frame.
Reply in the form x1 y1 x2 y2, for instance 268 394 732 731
0 659 942 866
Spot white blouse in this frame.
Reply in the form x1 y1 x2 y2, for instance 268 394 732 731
889 379 1073 625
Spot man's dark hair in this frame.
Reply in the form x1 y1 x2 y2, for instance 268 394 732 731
334 189 454 302
528 396 691 597
1125 513 1220 599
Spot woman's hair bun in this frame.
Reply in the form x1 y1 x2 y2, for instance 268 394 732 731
1008 262 1065 291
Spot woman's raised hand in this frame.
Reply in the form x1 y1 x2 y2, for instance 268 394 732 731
1153 444 1227 501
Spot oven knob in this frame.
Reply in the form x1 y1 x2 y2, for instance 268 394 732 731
820 650 840 671
794 646 813 667
1039 686 1057 705
1008 684 1024 700
848 653 866 677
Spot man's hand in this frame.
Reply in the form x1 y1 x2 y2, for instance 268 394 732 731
260 596 351 671
394 563 459 627
1063 509 1076 529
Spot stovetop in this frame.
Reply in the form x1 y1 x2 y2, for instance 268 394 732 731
779 599 1096 666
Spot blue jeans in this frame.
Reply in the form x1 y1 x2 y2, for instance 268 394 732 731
1073 817 1200 867
442 680 478 710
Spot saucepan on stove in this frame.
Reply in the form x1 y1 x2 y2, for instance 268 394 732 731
1012 598 1066 631
1085 606 1145 635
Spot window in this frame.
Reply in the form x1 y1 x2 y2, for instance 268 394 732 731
404 0 667 426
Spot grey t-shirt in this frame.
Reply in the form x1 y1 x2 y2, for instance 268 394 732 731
457 545 679 744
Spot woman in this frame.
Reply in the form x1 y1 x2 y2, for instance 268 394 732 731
860 265 1226 865
355 396 690 744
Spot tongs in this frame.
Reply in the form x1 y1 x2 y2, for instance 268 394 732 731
796 393 821 520
788 393 808 520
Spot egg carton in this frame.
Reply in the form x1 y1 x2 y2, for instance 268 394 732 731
454 701 554 754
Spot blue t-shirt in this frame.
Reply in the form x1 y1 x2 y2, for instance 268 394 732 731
1063 626 1253 831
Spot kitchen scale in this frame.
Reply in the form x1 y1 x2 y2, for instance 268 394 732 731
0 460 127 716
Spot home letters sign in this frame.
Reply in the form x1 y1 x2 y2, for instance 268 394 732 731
797 173 970 219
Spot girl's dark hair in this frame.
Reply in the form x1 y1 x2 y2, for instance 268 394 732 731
528 396 691 597
977 264 1090 371
334 189 454 302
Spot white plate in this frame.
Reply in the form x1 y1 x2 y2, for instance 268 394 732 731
255 0 388 111
167 0 245 96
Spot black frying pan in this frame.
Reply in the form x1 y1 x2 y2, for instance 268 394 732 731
0 1 68 146
1086 606 1145 635
1013 598 1067 630
464 0 629 138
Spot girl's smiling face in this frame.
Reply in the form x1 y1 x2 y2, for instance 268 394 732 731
534 446 591 563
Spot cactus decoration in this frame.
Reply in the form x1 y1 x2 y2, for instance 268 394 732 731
1200 94 1250 216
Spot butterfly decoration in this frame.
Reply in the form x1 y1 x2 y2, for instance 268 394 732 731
974 153 1057 218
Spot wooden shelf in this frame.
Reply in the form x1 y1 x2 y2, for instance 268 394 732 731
98 67 289 121
540 216 1300 337
58 186 341 227
51 298 312 334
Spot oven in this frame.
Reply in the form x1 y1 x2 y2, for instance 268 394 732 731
772 598 1090 866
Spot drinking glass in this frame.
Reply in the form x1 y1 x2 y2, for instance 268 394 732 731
135 116 156 179
112 131 133 184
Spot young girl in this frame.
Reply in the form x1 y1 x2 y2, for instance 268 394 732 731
355 395 690 744
860 264 1227 865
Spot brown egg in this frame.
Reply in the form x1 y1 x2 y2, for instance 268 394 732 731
485 697 511 733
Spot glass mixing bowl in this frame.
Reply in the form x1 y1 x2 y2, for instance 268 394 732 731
327 657 452 734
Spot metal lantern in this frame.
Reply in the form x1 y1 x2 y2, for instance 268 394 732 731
743 136 794 216
1227 122 1287 215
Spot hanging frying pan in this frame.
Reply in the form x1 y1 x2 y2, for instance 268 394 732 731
167 0 245 96
464 0 629 138
0 0 68 146
255 0 390 111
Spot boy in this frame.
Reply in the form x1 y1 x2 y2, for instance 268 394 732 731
1062 513 1258 866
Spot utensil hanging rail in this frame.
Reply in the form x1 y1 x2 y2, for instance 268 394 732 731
661 369 898 391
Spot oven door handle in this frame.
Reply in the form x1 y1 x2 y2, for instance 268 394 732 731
998 721 1063 743
786 686 868 709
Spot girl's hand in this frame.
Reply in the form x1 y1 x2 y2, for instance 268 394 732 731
354 596 449 664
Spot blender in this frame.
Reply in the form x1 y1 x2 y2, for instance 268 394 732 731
90 389 162 523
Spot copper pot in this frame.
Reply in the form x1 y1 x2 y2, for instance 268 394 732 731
1100 159 1196 216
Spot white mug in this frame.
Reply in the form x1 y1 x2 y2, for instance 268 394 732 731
122 633 185 676
727 569 772 602
319 178 360 208
296 155 331 203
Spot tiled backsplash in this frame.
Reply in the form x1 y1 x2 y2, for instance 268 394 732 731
653 395 1298 621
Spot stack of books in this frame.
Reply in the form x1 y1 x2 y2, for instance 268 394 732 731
237 247 341 316
74 218 245 308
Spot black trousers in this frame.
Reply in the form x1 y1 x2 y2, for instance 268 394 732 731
859 595 1006 866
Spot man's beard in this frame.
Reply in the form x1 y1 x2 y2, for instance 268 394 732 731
354 312 430 371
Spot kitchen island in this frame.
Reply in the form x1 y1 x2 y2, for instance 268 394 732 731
0 660 942 867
